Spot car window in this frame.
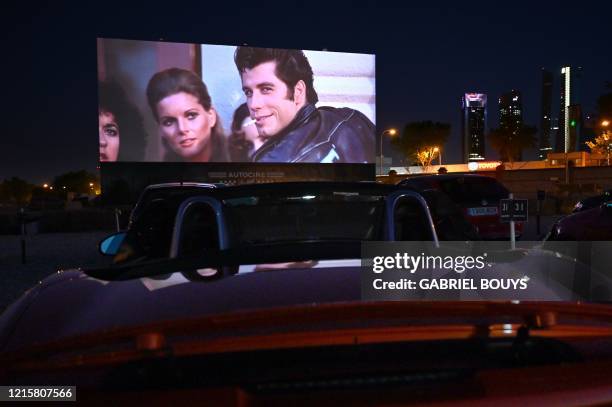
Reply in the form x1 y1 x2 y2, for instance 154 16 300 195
223 192 386 245
115 198 175 263
130 187 213 226
420 190 480 240
177 203 219 257
394 198 433 241
439 178 508 202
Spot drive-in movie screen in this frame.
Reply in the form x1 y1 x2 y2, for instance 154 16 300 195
97 38 376 164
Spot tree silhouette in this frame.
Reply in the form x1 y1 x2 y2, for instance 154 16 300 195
585 134 611 155
0 177 34 205
52 170 99 197
391 121 450 167
584 89 611 159
488 125 537 163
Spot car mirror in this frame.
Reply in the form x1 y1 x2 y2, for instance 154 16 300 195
99 232 127 256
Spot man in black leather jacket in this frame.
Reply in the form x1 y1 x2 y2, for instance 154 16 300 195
234 47 375 163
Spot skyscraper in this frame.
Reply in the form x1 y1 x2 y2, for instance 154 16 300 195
539 69 553 158
556 66 582 153
499 90 524 161
550 117 560 153
462 93 487 162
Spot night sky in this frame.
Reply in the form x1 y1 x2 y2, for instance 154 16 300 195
3 1 611 183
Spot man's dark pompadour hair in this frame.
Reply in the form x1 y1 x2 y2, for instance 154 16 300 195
234 47 319 104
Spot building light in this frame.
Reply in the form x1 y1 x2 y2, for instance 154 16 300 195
477 161 502 169
563 66 571 153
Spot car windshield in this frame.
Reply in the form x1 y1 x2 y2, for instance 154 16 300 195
223 192 386 245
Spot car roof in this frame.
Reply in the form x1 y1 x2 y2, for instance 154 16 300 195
142 181 399 200
399 173 496 183
143 182 221 190
129 181 405 224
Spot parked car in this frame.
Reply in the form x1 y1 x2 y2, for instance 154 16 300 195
546 201 612 241
572 189 612 213
2 182 612 404
398 174 523 240
103 182 438 263
109 183 479 263
108 181 475 267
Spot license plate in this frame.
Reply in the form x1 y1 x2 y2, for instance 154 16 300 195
467 207 498 216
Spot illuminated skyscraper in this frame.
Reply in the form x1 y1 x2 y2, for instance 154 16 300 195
539 69 553 158
499 90 523 161
556 66 582 152
462 93 487 162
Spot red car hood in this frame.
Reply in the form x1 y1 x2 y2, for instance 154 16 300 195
2 254 612 356
0 265 363 353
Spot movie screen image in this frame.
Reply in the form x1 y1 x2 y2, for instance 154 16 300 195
97 38 376 164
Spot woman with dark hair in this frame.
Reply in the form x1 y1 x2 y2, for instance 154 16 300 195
146 68 228 162
98 80 148 162
228 103 264 161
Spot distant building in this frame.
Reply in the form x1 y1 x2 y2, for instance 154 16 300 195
462 93 487 162
556 66 582 153
539 69 553 158
550 117 560 155
499 90 524 161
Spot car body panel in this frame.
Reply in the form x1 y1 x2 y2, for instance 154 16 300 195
549 204 612 241
3 243 611 355
2 181 612 403
572 189 612 213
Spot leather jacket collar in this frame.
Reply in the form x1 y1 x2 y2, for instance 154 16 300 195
251 104 316 161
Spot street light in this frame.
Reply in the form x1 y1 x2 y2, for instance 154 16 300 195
380 128 397 175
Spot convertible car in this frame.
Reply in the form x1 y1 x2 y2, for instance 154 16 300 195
1 182 612 405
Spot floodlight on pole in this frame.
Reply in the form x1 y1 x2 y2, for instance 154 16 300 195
380 128 397 175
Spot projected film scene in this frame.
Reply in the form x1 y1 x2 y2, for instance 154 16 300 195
97 38 376 164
